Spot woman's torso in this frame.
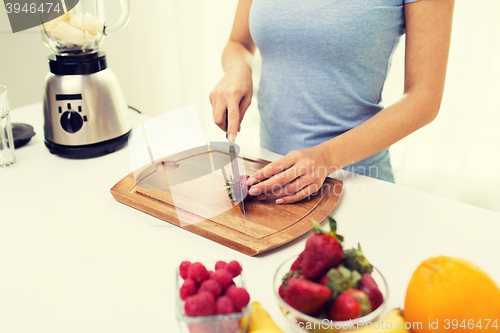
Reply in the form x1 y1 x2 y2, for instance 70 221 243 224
249 0 412 156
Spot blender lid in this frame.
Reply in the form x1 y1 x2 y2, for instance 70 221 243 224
12 123 36 149
49 51 107 75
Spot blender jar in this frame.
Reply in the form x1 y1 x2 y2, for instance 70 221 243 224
39 0 130 55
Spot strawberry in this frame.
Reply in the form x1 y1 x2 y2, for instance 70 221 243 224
320 265 361 300
235 175 249 196
180 278 198 300
279 270 306 300
301 217 344 280
328 289 371 321
290 251 305 271
358 273 384 311
284 277 332 315
184 292 216 317
278 284 286 300
225 175 254 202
343 243 373 274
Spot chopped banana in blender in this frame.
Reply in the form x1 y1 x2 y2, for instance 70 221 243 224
67 13 104 35
43 11 72 32
50 21 94 46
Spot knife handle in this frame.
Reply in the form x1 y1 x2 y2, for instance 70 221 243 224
225 109 228 139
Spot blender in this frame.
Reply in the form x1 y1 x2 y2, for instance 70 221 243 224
39 0 132 157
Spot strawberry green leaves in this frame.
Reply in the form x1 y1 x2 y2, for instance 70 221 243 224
343 243 373 275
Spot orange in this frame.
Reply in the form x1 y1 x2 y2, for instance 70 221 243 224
404 256 500 332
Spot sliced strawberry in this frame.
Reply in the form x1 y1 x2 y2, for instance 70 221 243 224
226 175 255 202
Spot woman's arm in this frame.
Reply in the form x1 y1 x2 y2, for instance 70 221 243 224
210 0 255 142
248 0 455 203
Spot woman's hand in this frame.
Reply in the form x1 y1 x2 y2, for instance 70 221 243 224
247 146 335 204
209 62 253 142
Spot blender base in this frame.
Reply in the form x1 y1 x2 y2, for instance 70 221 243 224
45 130 131 159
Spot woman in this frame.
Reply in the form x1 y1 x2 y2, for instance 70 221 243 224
209 0 455 204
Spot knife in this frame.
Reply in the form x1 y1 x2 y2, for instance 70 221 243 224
226 110 246 215
229 144 246 215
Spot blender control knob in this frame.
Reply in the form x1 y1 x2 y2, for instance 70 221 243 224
60 111 84 133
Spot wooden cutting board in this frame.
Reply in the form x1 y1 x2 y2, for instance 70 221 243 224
110 145 343 256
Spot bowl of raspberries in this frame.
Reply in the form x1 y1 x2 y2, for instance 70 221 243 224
274 217 388 332
176 260 251 333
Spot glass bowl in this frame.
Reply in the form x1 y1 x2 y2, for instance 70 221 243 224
274 255 388 333
175 263 251 333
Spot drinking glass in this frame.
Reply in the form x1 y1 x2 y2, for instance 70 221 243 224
0 85 16 169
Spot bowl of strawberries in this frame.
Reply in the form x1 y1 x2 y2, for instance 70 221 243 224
176 260 251 333
274 217 388 332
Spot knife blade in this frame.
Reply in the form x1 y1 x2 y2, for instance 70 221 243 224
220 164 236 210
225 109 246 215
229 143 246 215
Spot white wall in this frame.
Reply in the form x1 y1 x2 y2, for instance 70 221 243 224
0 8 49 108
1 0 499 212
384 0 500 213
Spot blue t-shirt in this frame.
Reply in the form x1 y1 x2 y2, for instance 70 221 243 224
249 0 419 158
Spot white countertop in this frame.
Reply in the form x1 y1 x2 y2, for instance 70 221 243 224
1 103 500 333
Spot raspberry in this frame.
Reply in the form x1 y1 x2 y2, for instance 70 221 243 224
179 261 191 280
207 270 214 279
210 269 233 291
215 261 228 271
215 295 235 315
188 262 209 285
184 292 215 317
221 320 240 333
198 279 222 298
180 278 197 300
225 286 250 311
186 323 213 333
227 280 236 290
226 261 242 277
